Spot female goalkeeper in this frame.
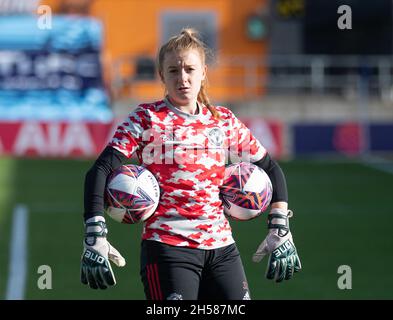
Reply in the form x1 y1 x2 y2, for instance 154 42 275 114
81 28 301 300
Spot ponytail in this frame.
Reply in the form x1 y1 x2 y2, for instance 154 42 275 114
198 82 220 119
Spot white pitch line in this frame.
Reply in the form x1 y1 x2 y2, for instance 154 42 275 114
360 155 393 175
5 204 29 300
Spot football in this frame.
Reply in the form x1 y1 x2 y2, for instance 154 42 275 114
220 162 273 221
104 164 160 224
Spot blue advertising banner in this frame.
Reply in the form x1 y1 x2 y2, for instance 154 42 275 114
369 124 393 151
293 123 393 155
0 15 111 122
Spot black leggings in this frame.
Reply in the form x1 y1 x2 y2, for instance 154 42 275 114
140 240 251 300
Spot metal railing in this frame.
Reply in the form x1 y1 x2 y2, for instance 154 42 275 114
265 55 393 96
108 54 393 101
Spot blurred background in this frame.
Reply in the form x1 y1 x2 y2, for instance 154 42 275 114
0 0 392 300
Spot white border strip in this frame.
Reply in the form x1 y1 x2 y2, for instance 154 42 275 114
5 204 28 300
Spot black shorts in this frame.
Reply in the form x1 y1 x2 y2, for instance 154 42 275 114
140 240 251 300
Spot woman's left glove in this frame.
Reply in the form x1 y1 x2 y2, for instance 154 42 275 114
252 208 301 282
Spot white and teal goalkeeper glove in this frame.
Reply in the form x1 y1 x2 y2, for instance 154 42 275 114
81 216 126 289
252 208 301 282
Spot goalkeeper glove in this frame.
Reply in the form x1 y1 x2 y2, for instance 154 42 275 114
81 216 126 289
252 208 301 282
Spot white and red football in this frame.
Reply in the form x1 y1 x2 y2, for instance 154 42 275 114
104 164 160 224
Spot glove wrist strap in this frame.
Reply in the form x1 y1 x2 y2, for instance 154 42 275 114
268 213 289 230
267 209 293 235
85 220 108 237
84 220 108 246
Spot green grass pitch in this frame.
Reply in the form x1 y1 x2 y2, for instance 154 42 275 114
0 156 392 299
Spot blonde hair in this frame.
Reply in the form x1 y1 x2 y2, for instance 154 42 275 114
158 28 219 119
